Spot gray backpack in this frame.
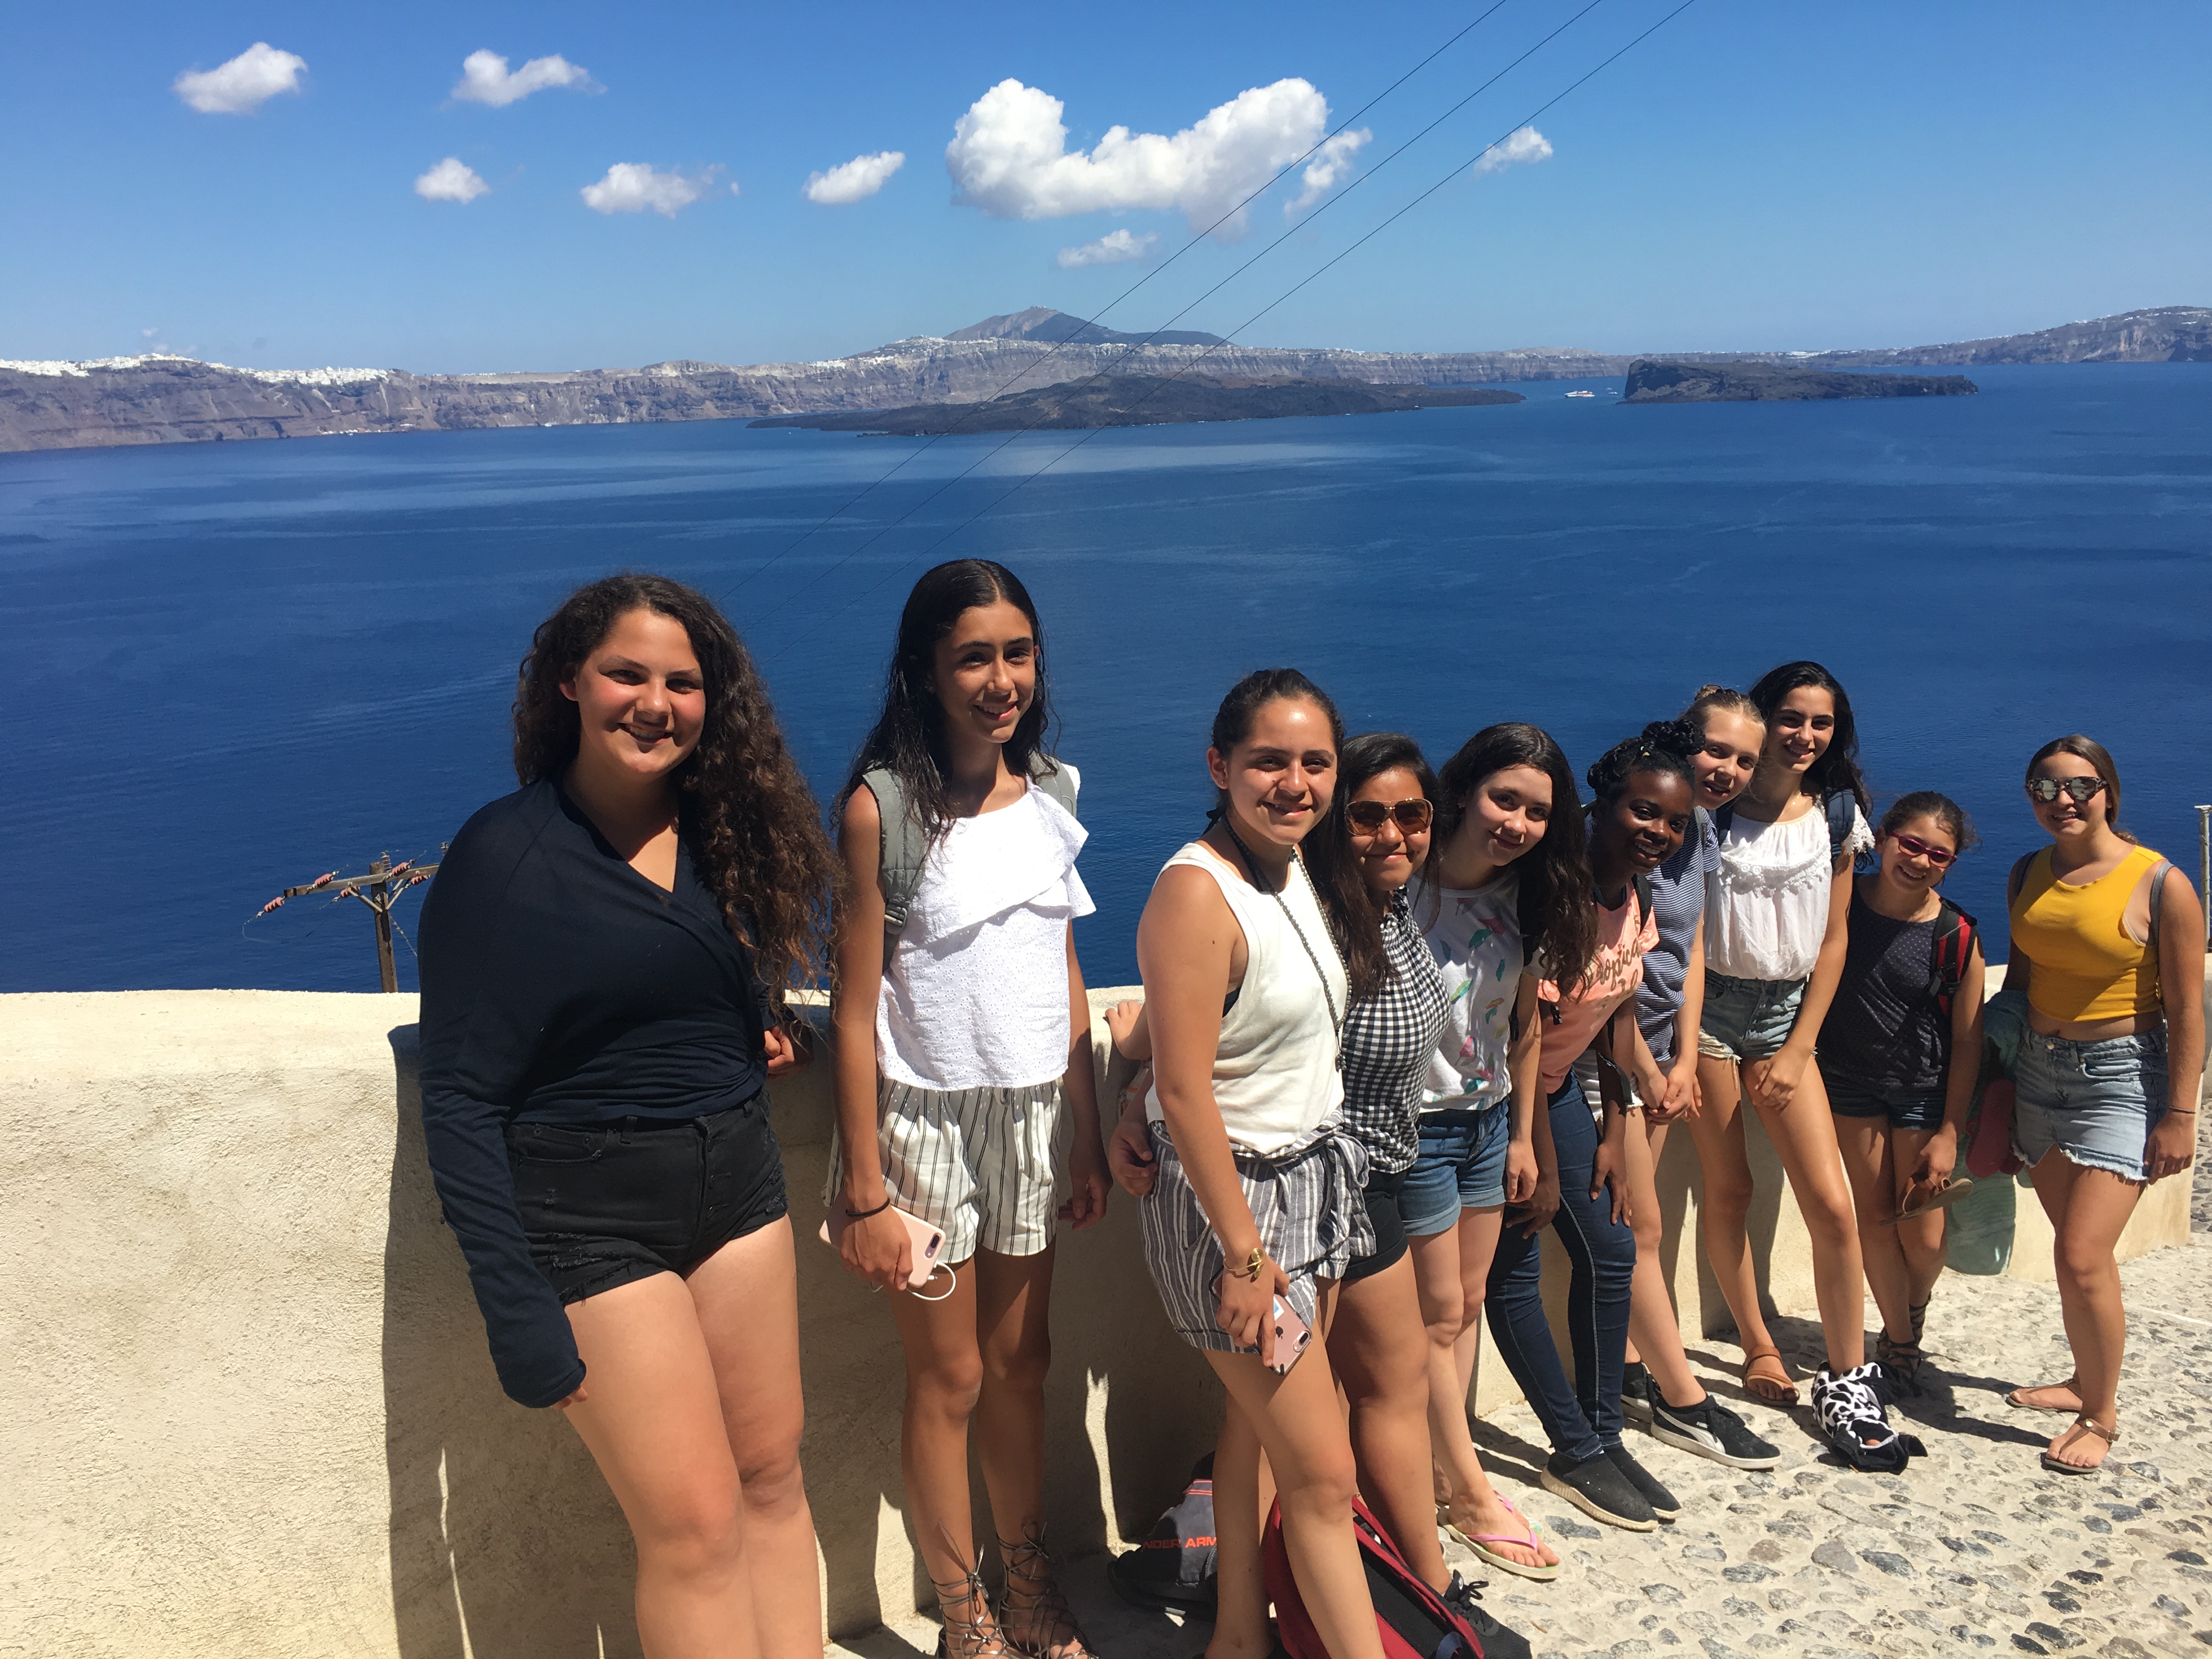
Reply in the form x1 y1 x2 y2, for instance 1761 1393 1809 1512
860 756 1078 947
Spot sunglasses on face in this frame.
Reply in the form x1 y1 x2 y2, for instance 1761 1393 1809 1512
1346 798 1434 835
1889 833 1955 867
2025 776 2107 805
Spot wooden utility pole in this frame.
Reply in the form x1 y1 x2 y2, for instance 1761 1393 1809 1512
262 849 441 991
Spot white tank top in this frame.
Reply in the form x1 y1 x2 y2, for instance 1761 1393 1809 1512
1144 840 1346 1155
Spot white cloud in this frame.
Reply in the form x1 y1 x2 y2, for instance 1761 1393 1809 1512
415 158 489 203
1472 126 1553 177
1056 228 1159 269
803 150 906 205
452 49 597 107
1285 128 1370 216
946 77 1347 238
173 42 307 115
580 163 720 218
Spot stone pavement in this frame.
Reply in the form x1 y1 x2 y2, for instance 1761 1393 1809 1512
837 1231 2212 1659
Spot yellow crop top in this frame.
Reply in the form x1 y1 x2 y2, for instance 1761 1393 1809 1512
2008 843 2165 1023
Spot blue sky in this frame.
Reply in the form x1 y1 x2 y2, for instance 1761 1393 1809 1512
4 2 2206 373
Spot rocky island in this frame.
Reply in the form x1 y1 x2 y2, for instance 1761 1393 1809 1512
1621 359 1978 403
3 305 2198 454
751 373 1521 436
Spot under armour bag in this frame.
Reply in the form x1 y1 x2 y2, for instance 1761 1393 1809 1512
1263 1496 1527 1659
1108 1456 1218 1613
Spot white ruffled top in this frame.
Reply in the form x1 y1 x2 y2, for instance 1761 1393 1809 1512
1703 799 1872 983
876 773 1094 1091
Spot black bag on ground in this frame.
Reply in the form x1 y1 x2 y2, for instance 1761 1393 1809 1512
1107 1455 1218 1613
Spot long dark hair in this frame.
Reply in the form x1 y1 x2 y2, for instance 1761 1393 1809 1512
1208 668 1384 1002
1586 719 1700 805
841 560 1058 843
1425 723 1596 989
514 573 838 995
1746 659 1869 812
2027 735 2133 843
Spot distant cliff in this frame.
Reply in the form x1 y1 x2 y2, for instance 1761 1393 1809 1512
1622 360 1978 403
0 305 2196 455
754 374 1522 435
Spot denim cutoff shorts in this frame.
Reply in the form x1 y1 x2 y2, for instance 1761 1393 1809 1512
1401 1102 1510 1236
1826 1076 1947 1132
2012 1024 2170 1183
1696 971 1807 1063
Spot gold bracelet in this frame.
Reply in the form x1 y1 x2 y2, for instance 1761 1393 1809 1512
1238 1246 1266 1282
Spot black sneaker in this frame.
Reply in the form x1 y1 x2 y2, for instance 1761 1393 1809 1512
1540 1448 1657 1531
1605 1442 1680 1522
1443 1572 1532 1659
1650 1392 1782 1470
1621 1360 1655 1429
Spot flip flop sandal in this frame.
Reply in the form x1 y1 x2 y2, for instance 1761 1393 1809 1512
1740 1346 1799 1405
1884 1177 1974 1224
2006 1377 2084 1414
1443 1494 1562 1583
2041 1417 2117 1475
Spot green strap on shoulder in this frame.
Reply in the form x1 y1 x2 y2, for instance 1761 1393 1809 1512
863 756 1077 945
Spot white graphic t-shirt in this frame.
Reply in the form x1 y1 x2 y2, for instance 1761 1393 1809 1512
1417 867 1523 1112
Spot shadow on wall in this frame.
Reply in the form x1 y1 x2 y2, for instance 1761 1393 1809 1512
383 1026 642 1659
379 1018 1222 1649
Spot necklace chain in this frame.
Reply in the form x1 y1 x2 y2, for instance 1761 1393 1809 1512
1214 814 1347 1071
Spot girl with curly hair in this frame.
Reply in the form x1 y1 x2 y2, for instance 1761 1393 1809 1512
827 560 1110 1659
418 573 839 1659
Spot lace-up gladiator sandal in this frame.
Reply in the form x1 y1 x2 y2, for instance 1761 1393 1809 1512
933 1557 1010 1659
996 1522 1095 1659
1875 1328 1925 1396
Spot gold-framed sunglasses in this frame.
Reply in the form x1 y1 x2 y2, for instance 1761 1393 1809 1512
1345 798 1434 834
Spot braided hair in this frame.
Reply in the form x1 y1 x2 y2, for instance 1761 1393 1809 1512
1586 719 1701 805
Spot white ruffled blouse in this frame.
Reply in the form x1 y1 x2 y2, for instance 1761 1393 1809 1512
876 774 1094 1091
1702 800 1872 984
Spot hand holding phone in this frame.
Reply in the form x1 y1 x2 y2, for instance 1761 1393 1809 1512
1264 1294 1311 1375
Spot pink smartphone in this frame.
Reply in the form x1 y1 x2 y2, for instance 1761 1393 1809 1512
1265 1295 1312 1374
819 1205 950 1294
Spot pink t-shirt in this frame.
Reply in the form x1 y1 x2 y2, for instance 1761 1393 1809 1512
1536 884 1659 1097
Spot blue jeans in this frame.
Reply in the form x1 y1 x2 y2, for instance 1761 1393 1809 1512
1484 1076 1636 1464
2013 1024 2170 1183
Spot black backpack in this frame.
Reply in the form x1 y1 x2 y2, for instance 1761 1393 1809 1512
1106 1455 1217 1613
1926 897 1978 1021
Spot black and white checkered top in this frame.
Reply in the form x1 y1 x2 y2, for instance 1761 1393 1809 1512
1339 886 1449 1176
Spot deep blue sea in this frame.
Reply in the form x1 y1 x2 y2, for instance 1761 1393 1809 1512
5 362 2208 994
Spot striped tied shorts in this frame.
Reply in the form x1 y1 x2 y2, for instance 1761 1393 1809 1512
828 1076 1065 1263
1139 1117 1372 1353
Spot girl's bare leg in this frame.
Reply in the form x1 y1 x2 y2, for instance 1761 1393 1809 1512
2028 1152 2143 1470
1747 1062 1866 1373
1686 1055 1790 1398
1621 1116 1706 1407
1833 1118 1916 1346
1331 1252 1449 1590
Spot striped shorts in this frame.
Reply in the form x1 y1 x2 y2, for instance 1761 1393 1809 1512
828 1076 1064 1263
1139 1118 1372 1354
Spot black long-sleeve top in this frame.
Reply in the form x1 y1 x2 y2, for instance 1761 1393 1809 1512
416 777 772 1407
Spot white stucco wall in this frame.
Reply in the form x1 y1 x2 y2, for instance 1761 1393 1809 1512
0 973 2196 1657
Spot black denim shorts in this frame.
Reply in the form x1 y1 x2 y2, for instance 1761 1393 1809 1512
1343 1167 1410 1285
505 1094 788 1305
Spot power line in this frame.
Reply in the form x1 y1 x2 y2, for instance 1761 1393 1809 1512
252 848 443 991
760 0 1701 662
717 3 1517 601
740 0 1622 640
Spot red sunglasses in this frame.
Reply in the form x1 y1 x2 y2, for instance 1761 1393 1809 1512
1889 832 1955 867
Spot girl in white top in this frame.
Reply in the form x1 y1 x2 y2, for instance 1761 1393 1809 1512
1685 665 1914 1472
1135 669 1386 1659
830 561 1109 1659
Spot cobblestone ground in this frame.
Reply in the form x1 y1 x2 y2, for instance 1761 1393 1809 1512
2192 1112 2210 1235
839 1235 2212 1659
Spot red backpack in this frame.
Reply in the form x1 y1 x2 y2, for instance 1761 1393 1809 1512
1262 1498 1526 1659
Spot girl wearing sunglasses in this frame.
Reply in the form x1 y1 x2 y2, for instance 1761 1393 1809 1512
1816 793 1986 1395
2003 736 2204 1473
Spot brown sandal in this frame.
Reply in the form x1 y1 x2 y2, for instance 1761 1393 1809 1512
1740 1345 1799 1405
2040 1415 2117 1475
996 1524 1093 1659
2006 1376 2084 1414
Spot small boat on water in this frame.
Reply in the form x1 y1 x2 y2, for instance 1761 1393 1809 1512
1565 390 1596 398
